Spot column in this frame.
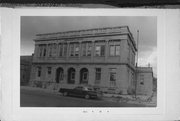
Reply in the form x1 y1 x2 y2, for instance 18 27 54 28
46 44 50 58
56 42 60 57
78 41 81 60
34 44 38 57
63 67 68 84
75 67 80 85
105 40 109 62
66 42 70 60
91 41 95 62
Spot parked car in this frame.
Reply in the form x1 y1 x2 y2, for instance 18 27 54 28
59 86 102 99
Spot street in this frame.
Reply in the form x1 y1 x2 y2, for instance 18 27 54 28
20 87 150 107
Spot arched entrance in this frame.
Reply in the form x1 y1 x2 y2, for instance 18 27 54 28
67 68 75 84
80 68 89 84
56 67 64 83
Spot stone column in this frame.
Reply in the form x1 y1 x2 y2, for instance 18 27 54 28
75 67 80 86
46 44 50 57
63 67 68 84
91 41 95 62
56 42 60 57
78 41 81 60
105 40 109 62
34 44 38 57
66 42 70 60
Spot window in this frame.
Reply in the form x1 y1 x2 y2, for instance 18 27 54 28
49 44 53 57
82 43 86 56
87 43 92 56
39 45 43 57
140 79 144 85
59 44 63 57
70 44 74 56
43 47 46 57
75 44 79 56
52 44 57 57
63 44 67 56
37 67 41 77
110 45 120 56
95 45 105 56
95 46 101 56
82 42 92 56
71 71 75 80
95 68 101 80
110 45 115 56
109 68 116 86
115 45 120 55
47 67 51 75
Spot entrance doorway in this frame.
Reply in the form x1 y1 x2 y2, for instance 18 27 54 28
67 68 75 84
56 67 63 83
80 68 88 84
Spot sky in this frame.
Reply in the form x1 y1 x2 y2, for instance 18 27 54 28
21 16 157 77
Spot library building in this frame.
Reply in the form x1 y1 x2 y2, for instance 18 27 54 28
29 26 153 95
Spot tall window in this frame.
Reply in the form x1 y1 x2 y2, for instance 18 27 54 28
109 68 116 86
95 68 101 83
52 44 57 57
82 43 86 56
110 45 120 56
39 45 43 57
70 44 74 56
49 44 53 57
95 45 105 56
87 43 92 56
37 67 41 77
47 67 51 75
59 44 63 57
82 42 92 56
63 44 67 56
75 44 79 56
43 48 46 57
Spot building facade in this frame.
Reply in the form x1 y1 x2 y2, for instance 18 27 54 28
29 26 138 94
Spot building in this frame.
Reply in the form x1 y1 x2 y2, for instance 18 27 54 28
136 67 153 95
20 55 32 85
29 26 137 94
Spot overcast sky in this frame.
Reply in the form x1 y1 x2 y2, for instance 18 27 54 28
21 16 157 77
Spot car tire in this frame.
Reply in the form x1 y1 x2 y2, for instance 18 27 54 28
63 92 68 96
85 94 90 99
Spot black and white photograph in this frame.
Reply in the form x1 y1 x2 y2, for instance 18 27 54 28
1 8 180 121
20 16 157 107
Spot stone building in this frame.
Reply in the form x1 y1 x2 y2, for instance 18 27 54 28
29 26 137 94
29 26 154 95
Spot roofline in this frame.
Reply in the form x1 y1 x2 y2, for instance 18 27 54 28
36 26 130 36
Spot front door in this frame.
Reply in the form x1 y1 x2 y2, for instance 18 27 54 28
80 68 88 84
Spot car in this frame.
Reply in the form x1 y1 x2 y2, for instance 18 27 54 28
59 86 102 99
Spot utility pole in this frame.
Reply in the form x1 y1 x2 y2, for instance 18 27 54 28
135 30 139 98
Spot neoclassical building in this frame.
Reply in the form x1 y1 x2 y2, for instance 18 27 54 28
29 26 139 94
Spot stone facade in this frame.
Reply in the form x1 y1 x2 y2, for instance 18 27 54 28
29 26 140 94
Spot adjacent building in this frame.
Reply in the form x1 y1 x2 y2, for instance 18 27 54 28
136 67 153 95
20 55 32 85
29 26 153 95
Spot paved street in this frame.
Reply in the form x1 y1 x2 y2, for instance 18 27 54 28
20 87 150 107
